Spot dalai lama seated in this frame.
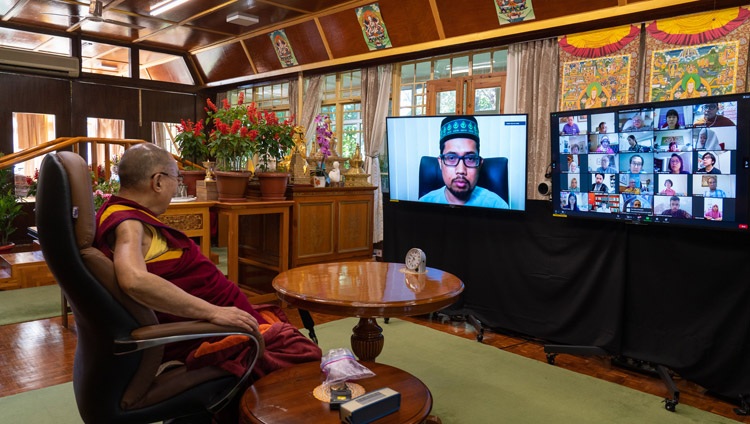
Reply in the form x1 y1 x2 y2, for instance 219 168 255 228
93 143 322 389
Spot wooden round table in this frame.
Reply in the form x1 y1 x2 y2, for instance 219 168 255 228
272 261 464 361
239 361 432 424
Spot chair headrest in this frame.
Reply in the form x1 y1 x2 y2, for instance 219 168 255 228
418 155 509 203
56 151 97 249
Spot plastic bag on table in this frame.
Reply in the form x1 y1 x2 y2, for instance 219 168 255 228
320 348 375 388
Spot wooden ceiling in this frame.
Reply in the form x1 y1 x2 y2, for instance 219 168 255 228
0 0 748 88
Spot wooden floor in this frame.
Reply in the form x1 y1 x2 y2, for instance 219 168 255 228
0 306 748 423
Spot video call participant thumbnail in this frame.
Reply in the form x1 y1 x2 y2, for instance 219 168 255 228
660 195 693 219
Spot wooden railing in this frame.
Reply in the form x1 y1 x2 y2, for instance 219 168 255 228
0 137 202 181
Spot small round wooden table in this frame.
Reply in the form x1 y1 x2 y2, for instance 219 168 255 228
239 361 432 424
272 261 464 361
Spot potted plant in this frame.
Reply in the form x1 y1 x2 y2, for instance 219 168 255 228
250 107 296 200
205 94 256 201
204 92 295 201
174 118 209 196
0 161 25 251
250 109 296 173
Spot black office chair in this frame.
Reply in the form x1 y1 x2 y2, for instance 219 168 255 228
36 151 264 423
418 156 509 204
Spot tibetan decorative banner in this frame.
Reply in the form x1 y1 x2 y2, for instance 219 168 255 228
270 29 298 68
356 3 392 50
495 0 535 25
645 7 750 102
558 25 641 111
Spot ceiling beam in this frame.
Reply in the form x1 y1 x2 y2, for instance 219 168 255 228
428 0 445 40
208 0 706 87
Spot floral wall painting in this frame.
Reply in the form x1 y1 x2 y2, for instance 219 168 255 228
558 25 641 111
270 29 298 68
644 7 750 102
356 3 392 50
495 0 535 25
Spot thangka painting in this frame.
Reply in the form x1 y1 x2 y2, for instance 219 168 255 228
356 3 392 50
495 0 535 25
558 25 641 111
644 7 750 102
270 29 298 68
648 42 741 101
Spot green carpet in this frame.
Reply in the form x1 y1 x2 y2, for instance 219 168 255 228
0 318 738 423
316 318 735 424
0 285 61 326
0 382 78 424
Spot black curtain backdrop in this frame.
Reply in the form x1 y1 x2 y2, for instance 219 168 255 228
383 198 750 400
622 224 750 400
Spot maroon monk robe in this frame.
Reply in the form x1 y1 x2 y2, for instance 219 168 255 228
94 195 322 374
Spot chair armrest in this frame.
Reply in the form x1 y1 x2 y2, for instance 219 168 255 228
114 320 264 356
116 321 265 413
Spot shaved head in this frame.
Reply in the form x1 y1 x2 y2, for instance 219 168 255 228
118 143 175 189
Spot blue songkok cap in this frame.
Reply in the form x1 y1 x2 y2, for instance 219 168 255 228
440 116 479 145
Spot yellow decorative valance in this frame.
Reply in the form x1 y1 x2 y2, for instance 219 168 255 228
646 7 750 45
559 25 639 58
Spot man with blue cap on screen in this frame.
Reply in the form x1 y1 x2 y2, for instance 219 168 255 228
419 116 509 208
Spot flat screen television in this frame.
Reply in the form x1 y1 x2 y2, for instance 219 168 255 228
550 93 750 231
386 114 528 211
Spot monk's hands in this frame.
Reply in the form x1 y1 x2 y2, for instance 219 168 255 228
208 306 260 333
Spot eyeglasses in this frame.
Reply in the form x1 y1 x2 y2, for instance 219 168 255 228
151 171 180 180
439 153 482 168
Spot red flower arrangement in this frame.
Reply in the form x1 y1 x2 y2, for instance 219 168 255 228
175 118 209 168
205 92 295 172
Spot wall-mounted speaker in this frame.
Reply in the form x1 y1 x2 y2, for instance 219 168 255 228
538 182 551 196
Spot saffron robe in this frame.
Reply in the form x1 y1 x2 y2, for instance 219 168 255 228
94 196 321 376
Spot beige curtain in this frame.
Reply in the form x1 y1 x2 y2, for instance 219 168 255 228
15 113 53 177
505 38 559 200
152 122 169 150
90 118 125 173
289 77 299 120
361 64 392 244
301 75 324 152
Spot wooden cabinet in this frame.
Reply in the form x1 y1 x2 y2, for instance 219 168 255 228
214 201 292 303
161 201 214 258
289 186 376 267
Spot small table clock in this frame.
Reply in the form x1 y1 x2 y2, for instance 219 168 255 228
404 248 426 273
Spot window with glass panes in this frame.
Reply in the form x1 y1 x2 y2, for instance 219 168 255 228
397 48 507 116
320 71 362 160
227 82 291 120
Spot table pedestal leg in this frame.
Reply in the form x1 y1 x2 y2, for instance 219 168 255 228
351 318 384 361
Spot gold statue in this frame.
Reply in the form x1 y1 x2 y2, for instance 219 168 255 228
344 142 371 187
292 125 307 157
289 124 310 184
323 116 337 154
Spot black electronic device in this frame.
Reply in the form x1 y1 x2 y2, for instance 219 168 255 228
329 385 353 410
550 93 750 231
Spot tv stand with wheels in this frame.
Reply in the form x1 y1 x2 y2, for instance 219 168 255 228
543 344 680 412
735 394 749 416
429 311 484 342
